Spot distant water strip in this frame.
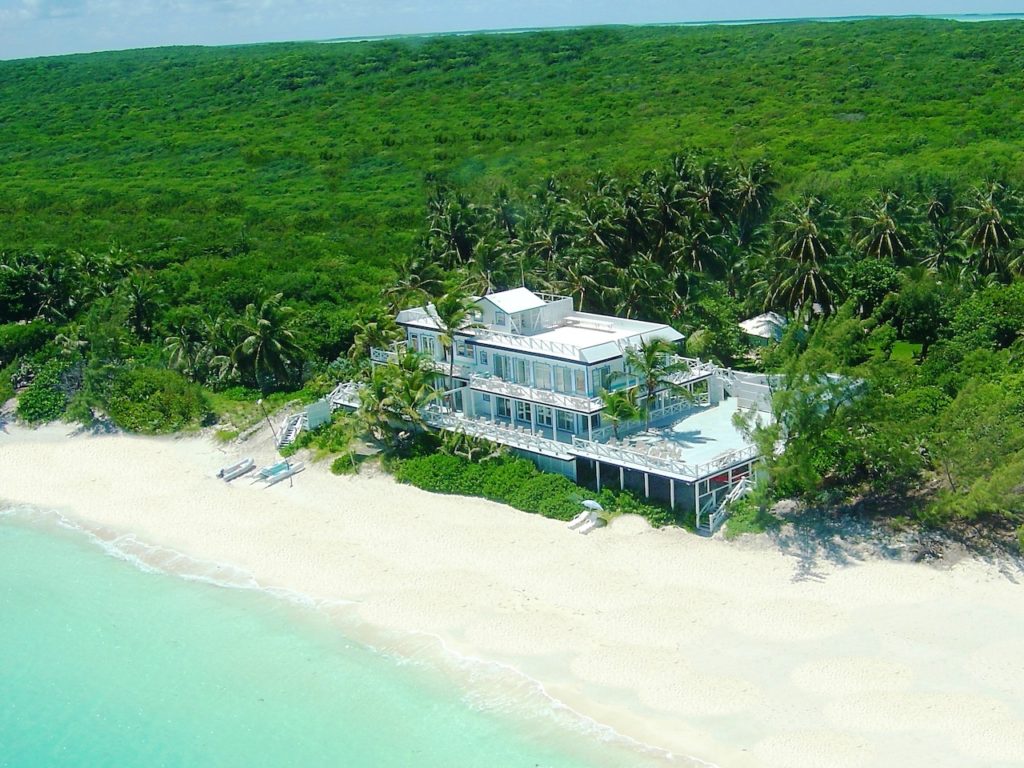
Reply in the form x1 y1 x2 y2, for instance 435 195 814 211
317 14 1024 45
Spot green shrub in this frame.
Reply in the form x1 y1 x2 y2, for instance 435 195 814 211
477 457 539 502
0 321 54 368
103 367 210 433
1017 525 1024 554
16 358 76 423
724 497 782 539
330 454 366 475
391 453 483 496
392 450 681 528
508 473 582 521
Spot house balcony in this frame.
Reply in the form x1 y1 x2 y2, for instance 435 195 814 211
663 356 718 387
370 346 399 364
426 357 477 380
572 437 757 482
469 375 605 414
421 408 575 461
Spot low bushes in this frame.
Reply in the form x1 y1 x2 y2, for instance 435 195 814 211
102 367 211 433
16 357 79 423
0 321 53 368
392 452 680 527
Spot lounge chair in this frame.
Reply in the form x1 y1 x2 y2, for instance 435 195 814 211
578 516 607 535
567 510 593 530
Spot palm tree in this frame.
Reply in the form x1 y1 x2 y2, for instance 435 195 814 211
119 271 163 338
961 182 1018 278
624 338 687 430
348 316 400 362
357 351 437 445
599 386 641 440
164 323 205 381
731 159 778 247
766 196 842 316
855 191 914 264
426 290 479 407
231 293 305 392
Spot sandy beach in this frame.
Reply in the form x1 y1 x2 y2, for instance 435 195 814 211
2 424 1023 768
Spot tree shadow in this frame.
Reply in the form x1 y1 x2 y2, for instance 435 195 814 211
761 503 1024 583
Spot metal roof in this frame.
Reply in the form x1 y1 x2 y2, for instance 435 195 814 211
478 287 547 315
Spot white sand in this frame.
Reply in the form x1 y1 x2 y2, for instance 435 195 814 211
2 424 1023 768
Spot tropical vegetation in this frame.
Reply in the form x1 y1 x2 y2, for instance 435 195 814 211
1 19 1023 543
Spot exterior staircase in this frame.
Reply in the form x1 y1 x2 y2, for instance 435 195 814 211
697 476 753 536
277 412 307 448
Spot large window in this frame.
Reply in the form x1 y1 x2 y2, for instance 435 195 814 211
495 311 507 326
496 397 511 418
554 366 582 394
536 405 553 427
494 354 509 380
515 401 532 422
534 362 552 391
455 339 470 358
556 410 574 432
422 335 436 356
514 358 528 385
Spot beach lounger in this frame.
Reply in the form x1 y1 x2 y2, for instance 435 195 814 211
578 516 607 535
265 462 305 487
567 510 592 530
219 458 255 481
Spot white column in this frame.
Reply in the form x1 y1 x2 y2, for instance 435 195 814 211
670 479 675 510
530 403 537 435
490 396 496 421
596 461 601 492
619 466 625 491
644 472 650 499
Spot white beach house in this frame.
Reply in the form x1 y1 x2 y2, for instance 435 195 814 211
369 288 772 532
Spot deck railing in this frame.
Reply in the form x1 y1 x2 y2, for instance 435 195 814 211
328 381 363 410
572 436 757 482
469 375 604 413
589 395 709 444
370 346 399 364
664 356 718 386
472 328 580 358
422 410 574 460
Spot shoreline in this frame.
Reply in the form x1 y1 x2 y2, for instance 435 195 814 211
3 424 1024 767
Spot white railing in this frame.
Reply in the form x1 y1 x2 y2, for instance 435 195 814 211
469 375 604 413
589 396 706 444
664 356 718 386
422 411 574 460
536 292 572 304
572 436 758 482
703 476 753 534
473 328 580 359
328 381 363 410
427 358 477 380
370 346 398 364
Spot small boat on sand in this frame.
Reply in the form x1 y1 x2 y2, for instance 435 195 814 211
253 460 290 482
218 458 255 481
265 462 305 487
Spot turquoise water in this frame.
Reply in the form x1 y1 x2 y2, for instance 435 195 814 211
0 507 675 768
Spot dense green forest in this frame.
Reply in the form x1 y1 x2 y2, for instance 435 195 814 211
1 19 1023 543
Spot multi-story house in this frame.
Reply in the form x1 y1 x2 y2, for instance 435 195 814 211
368 288 772 533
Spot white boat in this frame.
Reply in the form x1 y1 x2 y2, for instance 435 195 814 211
265 462 305 487
218 458 255 481
254 460 290 482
